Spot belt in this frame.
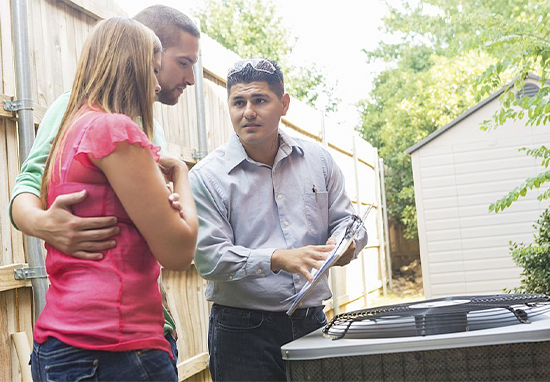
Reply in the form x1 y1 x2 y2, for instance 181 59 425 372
212 304 322 318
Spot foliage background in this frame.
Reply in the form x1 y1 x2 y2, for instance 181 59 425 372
356 0 550 240
196 0 341 112
509 208 550 294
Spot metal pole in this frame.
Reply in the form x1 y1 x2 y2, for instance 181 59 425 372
192 20 208 160
321 111 339 316
11 0 48 319
379 158 392 290
352 136 368 308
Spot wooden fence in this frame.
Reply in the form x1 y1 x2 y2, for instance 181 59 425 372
0 1 387 381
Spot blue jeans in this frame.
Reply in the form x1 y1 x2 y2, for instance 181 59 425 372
30 337 177 381
208 304 327 381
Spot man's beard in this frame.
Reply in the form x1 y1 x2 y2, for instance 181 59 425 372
157 88 179 106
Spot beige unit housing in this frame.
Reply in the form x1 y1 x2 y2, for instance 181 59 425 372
407 77 550 299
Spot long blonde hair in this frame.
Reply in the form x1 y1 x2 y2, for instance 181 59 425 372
40 17 162 206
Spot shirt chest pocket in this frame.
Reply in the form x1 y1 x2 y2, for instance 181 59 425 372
303 190 329 235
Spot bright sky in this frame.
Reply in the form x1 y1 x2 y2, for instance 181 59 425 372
119 0 391 130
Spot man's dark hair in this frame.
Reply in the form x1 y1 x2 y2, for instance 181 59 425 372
133 5 200 49
227 59 285 98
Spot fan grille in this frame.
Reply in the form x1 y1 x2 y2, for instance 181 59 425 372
324 294 550 340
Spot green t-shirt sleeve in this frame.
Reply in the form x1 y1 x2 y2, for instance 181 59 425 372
163 305 177 336
9 91 71 229
152 119 167 154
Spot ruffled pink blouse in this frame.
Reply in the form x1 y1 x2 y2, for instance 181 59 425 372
33 107 171 357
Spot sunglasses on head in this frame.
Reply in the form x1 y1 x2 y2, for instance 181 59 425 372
227 58 278 77
227 58 284 92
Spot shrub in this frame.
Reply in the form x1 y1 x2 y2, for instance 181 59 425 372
509 208 550 294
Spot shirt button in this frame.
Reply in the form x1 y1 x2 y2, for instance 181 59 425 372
229 275 233 280
257 269 263 274
296 275 300 280
284 221 289 226
277 194 283 199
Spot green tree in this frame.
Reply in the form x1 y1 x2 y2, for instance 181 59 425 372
196 0 292 63
469 1 550 212
196 0 340 112
358 0 550 238
359 46 493 239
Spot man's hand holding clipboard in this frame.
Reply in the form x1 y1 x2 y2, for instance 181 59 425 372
284 204 373 316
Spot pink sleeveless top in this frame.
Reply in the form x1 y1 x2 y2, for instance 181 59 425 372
33 108 171 357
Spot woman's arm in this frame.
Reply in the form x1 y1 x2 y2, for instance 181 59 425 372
92 142 198 270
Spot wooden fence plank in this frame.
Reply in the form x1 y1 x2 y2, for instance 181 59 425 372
162 266 209 373
57 2 73 92
17 288 34 346
7 291 18 381
60 0 125 21
0 264 31 292
0 291 13 381
0 0 14 95
0 120 12 265
166 143 196 165
6 120 24 264
178 351 209 381
11 332 32 382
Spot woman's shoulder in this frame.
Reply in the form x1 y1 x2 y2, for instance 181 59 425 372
74 109 158 161
83 110 139 130
79 110 146 141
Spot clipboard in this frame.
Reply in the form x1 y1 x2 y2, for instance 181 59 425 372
285 204 373 316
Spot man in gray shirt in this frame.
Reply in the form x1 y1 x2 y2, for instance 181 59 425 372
189 58 368 381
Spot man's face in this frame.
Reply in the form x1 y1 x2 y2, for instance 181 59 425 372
228 81 290 151
152 51 162 94
156 30 199 105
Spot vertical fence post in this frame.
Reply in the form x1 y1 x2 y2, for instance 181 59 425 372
352 136 368 308
320 111 339 316
192 19 208 161
374 149 387 297
379 158 392 290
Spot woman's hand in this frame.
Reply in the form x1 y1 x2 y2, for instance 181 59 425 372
168 192 185 219
158 155 189 183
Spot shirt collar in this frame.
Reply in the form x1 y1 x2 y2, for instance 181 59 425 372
224 129 304 173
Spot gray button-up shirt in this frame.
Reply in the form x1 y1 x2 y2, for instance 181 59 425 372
189 129 368 311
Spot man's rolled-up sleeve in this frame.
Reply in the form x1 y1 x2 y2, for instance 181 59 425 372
190 170 277 281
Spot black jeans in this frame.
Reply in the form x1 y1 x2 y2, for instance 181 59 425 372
208 304 326 381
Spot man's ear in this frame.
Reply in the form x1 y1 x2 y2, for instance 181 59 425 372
281 93 290 116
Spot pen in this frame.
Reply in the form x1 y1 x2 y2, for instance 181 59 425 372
312 184 317 203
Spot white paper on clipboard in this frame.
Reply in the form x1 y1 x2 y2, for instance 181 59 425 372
284 204 373 316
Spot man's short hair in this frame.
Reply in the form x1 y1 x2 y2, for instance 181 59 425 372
133 5 200 49
227 59 285 98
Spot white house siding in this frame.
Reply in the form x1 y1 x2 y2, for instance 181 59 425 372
411 88 550 298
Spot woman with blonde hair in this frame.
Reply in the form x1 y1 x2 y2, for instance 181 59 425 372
31 17 197 381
